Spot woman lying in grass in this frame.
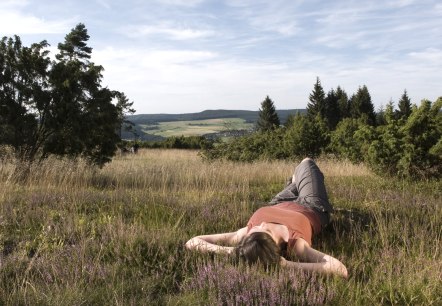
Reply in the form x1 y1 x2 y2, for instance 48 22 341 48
186 158 348 279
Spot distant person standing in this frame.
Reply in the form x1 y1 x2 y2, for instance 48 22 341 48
131 143 139 154
186 158 348 278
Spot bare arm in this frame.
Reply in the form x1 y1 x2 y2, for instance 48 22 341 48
185 227 248 255
280 238 348 279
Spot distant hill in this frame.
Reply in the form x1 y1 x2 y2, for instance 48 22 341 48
128 109 305 124
123 109 306 141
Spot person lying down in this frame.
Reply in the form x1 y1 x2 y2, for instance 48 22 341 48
186 158 348 279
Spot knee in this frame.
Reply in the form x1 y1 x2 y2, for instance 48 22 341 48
301 157 314 164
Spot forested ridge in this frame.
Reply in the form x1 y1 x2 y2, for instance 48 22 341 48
128 109 305 124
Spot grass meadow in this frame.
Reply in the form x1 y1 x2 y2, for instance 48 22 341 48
138 118 253 137
0 149 441 305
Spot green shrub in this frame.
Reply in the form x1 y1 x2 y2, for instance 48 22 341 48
329 118 375 163
202 114 330 161
283 114 329 158
366 98 441 179
396 98 442 178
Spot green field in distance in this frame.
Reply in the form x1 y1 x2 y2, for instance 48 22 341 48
138 118 254 137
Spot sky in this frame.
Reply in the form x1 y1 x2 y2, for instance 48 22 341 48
1 0 441 114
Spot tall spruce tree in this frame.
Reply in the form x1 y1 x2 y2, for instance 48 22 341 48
324 88 340 130
307 77 326 118
349 85 376 125
397 89 412 120
336 86 349 119
257 95 280 132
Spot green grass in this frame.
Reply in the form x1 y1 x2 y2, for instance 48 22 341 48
138 118 254 137
0 150 441 305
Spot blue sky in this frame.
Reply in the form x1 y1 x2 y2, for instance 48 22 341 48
1 0 441 114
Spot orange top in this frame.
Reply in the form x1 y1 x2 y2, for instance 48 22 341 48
247 202 321 249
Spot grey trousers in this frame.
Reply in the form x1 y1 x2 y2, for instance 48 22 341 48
269 158 333 227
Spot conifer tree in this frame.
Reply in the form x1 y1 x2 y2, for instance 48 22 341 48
336 86 349 119
397 89 412 120
349 85 376 125
324 88 341 130
257 95 280 132
0 24 134 166
307 77 325 118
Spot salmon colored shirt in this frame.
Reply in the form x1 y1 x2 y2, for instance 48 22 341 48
247 202 321 249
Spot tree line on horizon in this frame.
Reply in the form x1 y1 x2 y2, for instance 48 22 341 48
203 78 442 179
1 24 440 179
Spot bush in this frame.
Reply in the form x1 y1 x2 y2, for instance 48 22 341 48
201 129 287 162
202 114 330 162
366 98 441 179
329 118 375 163
396 98 442 178
283 114 329 158
135 136 214 150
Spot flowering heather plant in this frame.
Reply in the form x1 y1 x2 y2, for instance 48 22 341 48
1 150 441 305
182 260 335 305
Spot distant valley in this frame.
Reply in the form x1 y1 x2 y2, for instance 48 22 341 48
123 109 305 141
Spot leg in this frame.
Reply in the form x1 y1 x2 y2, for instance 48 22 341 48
294 158 333 225
268 175 299 205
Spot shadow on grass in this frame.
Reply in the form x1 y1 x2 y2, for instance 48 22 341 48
326 207 374 236
314 207 376 283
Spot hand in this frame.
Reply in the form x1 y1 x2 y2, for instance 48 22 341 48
279 256 287 266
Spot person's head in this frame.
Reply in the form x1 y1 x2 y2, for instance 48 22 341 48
233 231 280 267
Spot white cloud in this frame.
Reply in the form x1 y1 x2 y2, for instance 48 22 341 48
388 0 415 8
92 46 314 113
122 24 214 40
225 0 301 36
435 3 442 15
94 47 217 66
0 0 28 9
95 0 111 10
409 48 442 62
90 36 442 114
153 0 205 6
0 2 75 35
1 0 441 113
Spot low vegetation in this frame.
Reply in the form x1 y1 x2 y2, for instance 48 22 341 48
203 97 442 180
1 150 440 305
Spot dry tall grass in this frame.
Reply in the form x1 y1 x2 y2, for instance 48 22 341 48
0 149 440 305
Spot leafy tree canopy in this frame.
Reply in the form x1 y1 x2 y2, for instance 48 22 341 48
0 23 135 167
